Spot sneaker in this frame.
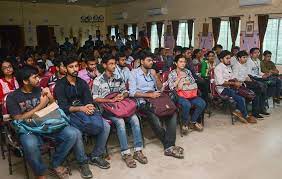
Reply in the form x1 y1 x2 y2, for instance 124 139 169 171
246 116 257 124
260 111 270 116
253 114 264 119
89 156 110 169
79 164 93 179
232 111 248 124
189 122 204 132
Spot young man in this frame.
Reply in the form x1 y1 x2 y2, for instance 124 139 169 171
93 54 147 168
78 54 100 88
114 52 131 84
233 51 269 118
261 50 281 104
124 46 135 65
230 46 240 68
37 62 52 88
213 44 223 65
6 65 92 179
54 55 111 170
47 57 67 87
38 52 53 70
85 35 94 49
129 51 184 159
214 50 257 124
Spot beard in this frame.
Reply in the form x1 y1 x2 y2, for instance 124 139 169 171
69 71 78 77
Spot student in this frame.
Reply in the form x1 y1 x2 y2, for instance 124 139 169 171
201 51 216 79
261 50 281 104
47 57 67 87
230 46 240 68
23 55 36 67
38 52 53 70
37 62 52 88
215 50 257 124
168 55 206 134
85 35 94 49
114 52 131 83
78 54 100 88
233 51 269 118
129 51 184 159
93 54 147 168
213 44 223 65
54 55 111 170
63 37 74 52
0 58 19 105
6 65 93 179
124 46 135 65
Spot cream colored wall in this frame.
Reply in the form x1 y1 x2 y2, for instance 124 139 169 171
0 1 106 46
106 0 282 48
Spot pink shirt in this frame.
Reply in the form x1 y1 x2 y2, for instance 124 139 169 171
78 69 100 84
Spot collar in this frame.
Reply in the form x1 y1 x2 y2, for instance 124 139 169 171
137 67 151 76
102 72 116 81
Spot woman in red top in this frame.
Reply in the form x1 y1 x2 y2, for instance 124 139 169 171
0 59 19 106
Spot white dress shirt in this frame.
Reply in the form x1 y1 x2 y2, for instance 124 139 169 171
214 62 234 94
232 61 249 82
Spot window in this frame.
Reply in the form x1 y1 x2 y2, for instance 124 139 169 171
263 18 282 64
218 20 241 50
127 25 138 39
150 23 165 52
176 21 194 47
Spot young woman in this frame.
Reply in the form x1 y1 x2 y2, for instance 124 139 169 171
201 51 216 80
168 55 206 134
0 59 19 112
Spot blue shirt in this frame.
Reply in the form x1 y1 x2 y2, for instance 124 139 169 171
129 67 158 97
114 65 131 83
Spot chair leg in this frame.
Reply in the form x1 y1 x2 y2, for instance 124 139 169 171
138 117 146 148
229 103 235 125
0 128 6 160
178 111 183 137
7 144 12 175
22 154 29 179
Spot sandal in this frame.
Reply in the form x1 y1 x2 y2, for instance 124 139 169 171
133 151 148 164
174 146 184 155
49 166 70 179
122 154 137 168
164 147 184 159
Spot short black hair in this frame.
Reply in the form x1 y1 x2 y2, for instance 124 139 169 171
174 54 185 63
237 51 249 58
192 49 201 59
102 53 116 64
63 54 78 67
263 50 272 56
23 55 33 62
16 65 39 86
115 52 126 61
205 51 215 57
37 61 46 70
85 53 97 63
214 44 223 49
139 51 154 61
53 56 64 67
219 50 232 60
231 46 240 51
181 47 190 54
250 48 260 54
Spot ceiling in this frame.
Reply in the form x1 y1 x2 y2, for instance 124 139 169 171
0 0 137 6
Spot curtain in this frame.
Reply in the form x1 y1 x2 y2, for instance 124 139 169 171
156 21 164 48
123 24 128 36
258 15 269 51
107 25 112 35
187 19 194 48
146 22 152 39
132 23 137 37
212 18 221 45
172 20 179 46
114 25 119 37
229 16 240 48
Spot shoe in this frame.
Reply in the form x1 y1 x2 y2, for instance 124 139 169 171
189 122 204 132
253 114 264 119
232 111 248 123
79 163 93 179
246 116 257 124
274 99 280 104
181 125 189 135
133 151 148 164
89 156 110 169
260 111 270 116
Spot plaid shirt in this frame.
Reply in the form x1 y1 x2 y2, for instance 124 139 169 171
168 69 196 90
92 72 127 99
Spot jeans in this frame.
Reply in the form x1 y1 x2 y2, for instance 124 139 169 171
20 126 88 176
105 113 143 155
196 78 209 103
221 88 248 118
69 112 110 157
140 106 177 150
177 96 206 125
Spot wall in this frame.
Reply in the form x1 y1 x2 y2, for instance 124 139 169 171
106 0 282 48
0 1 106 46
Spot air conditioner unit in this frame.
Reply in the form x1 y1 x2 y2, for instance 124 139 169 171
113 12 128 20
147 8 168 16
239 0 272 6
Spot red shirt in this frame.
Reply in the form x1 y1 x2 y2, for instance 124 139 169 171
0 77 19 103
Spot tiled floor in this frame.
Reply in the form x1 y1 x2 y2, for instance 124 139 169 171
1 106 282 179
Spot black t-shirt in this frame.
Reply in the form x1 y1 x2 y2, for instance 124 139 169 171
6 87 41 117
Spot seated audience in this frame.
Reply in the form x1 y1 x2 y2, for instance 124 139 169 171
47 57 67 87
213 44 223 65
93 54 147 168
6 65 93 179
129 51 184 159
200 51 216 80
230 46 240 68
168 55 206 134
114 52 131 83
37 62 52 88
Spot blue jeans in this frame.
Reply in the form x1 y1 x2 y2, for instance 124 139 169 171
69 111 110 157
177 96 206 125
105 113 143 155
221 88 248 118
20 126 88 176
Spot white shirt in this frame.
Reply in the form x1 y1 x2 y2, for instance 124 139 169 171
230 56 238 69
246 58 264 78
214 62 234 94
126 56 135 65
232 61 249 82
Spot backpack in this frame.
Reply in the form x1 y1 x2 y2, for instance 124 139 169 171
145 93 177 117
12 109 69 134
102 92 137 118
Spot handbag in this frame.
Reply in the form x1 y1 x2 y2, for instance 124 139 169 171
145 93 177 117
237 86 256 101
177 74 198 99
101 92 137 118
